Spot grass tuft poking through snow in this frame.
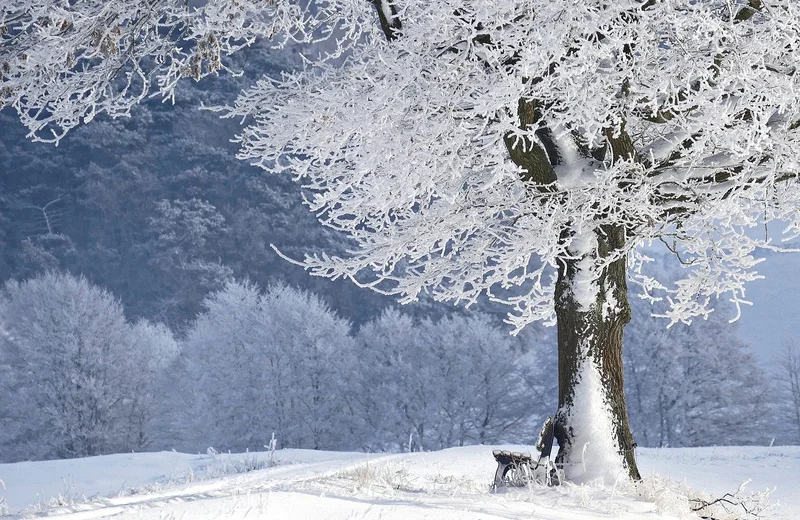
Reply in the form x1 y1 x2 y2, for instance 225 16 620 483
203 450 274 477
331 461 419 494
632 474 693 518
315 459 484 499
0 479 6 517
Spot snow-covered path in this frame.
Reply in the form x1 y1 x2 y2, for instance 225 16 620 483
2 446 797 519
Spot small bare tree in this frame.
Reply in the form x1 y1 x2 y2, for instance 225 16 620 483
22 194 66 236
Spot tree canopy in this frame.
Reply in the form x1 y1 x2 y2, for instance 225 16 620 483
5 1 799 322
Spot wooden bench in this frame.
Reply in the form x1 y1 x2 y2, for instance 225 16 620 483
492 416 561 489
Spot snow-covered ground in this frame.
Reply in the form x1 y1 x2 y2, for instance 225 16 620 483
1 445 797 519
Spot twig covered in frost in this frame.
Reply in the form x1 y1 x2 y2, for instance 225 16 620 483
689 480 775 520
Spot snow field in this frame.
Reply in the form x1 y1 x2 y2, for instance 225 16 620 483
1 445 798 519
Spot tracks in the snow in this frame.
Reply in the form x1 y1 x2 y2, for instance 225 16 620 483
11 455 415 519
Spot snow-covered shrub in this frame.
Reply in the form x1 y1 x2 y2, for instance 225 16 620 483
0 272 176 461
629 475 774 520
688 481 774 520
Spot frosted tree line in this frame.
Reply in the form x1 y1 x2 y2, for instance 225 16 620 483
0 273 177 461
0 270 796 463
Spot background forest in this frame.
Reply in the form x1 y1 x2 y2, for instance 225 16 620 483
1 44 798 463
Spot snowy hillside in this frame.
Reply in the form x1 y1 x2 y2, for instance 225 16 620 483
1 446 796 519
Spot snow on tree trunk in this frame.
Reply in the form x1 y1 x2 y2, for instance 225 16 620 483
554 225 640 482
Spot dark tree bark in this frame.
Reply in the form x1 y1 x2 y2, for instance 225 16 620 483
373 0 402 41
552 224 641 481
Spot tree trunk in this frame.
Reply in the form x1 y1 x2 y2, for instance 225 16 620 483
553 224 641 482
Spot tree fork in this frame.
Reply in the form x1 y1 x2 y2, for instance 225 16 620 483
553 225 641 481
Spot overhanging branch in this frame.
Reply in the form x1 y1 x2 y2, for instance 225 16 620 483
371 0 402 42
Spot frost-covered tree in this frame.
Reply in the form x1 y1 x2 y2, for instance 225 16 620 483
354 310 536 451
625 295 770 448
123 320 179 450
176 281 355 452
6 0 800 480
425 314 535 447
145 198 233 324
350 310 424 451
775 339 800 444
0 272 174 461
